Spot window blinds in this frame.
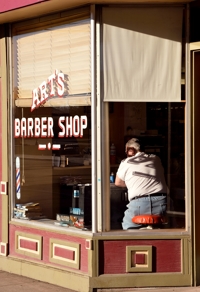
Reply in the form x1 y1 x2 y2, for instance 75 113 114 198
13 14 91 107
103 7 183 102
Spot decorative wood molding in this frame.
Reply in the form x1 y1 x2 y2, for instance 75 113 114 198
15 231 42 260
126 245 152 272
49 238 80 269
0 242 7 256
0 181 7 195
85 239 93 250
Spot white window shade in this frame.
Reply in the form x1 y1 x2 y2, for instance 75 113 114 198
13 17 91 107
103 7 183 102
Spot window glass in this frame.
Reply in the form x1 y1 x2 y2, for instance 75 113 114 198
103 6 186 231
110 102 185 230
12 17 92 230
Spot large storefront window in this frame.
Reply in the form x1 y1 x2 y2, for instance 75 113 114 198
12 8 92 229
102 5 186 231
109 102 185 230
11 5 187 233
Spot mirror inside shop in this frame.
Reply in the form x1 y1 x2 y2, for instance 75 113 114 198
14 102 185 230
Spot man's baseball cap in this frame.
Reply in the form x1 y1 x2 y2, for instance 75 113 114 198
125 138 142 152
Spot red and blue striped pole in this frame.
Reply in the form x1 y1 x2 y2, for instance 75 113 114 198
16 157 21 199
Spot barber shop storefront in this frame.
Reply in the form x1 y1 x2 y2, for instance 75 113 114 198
1 0 200 291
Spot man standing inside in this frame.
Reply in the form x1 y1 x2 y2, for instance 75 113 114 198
115 138 168 230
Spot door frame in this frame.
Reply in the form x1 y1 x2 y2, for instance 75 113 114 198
190 42 200 286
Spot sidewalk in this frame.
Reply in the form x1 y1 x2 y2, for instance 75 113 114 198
98 288 200 292
0 270 76 292
1 270 200 292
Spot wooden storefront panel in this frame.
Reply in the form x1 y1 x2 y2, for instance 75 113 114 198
9 223 91 273
99 239 181 274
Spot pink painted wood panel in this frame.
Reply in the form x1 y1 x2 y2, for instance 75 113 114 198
0 194 2 242
135 253 145 264
54 246 75 260
0 244 5 254
0 79 2 182
99 239 181 274
0 74 3 242
0 55 2 241
0 0 46 13
20 239 38 251
9 224 89 273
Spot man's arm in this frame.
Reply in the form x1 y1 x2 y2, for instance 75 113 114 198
115 174 126 187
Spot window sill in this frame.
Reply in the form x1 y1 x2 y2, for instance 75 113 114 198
10 218 190 238
10 218 92 236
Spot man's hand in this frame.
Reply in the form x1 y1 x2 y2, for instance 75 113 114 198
115 175 126 187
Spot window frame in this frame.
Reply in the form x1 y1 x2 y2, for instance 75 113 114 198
8 4 192 235
98 4 191 234
10 6 96 234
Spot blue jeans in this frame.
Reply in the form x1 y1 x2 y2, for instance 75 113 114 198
122 194 167 230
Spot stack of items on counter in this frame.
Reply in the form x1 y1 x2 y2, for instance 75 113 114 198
54 213 84 229
70 215 84 229
14 202 44 220
54 214 70 227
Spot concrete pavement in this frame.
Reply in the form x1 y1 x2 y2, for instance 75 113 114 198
98 288 200 292
0 270 76 292
1 270 200 292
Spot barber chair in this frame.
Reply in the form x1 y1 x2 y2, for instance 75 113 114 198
132 214 167 229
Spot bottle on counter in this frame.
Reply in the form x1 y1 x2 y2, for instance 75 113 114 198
110 172 115 183
73 185 80 209
110 143 116 164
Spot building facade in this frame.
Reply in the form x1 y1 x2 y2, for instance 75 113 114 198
0 0 200 291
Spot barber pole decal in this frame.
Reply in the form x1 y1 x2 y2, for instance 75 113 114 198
16 157 21 199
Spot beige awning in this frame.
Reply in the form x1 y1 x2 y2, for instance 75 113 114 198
103 7 183 102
